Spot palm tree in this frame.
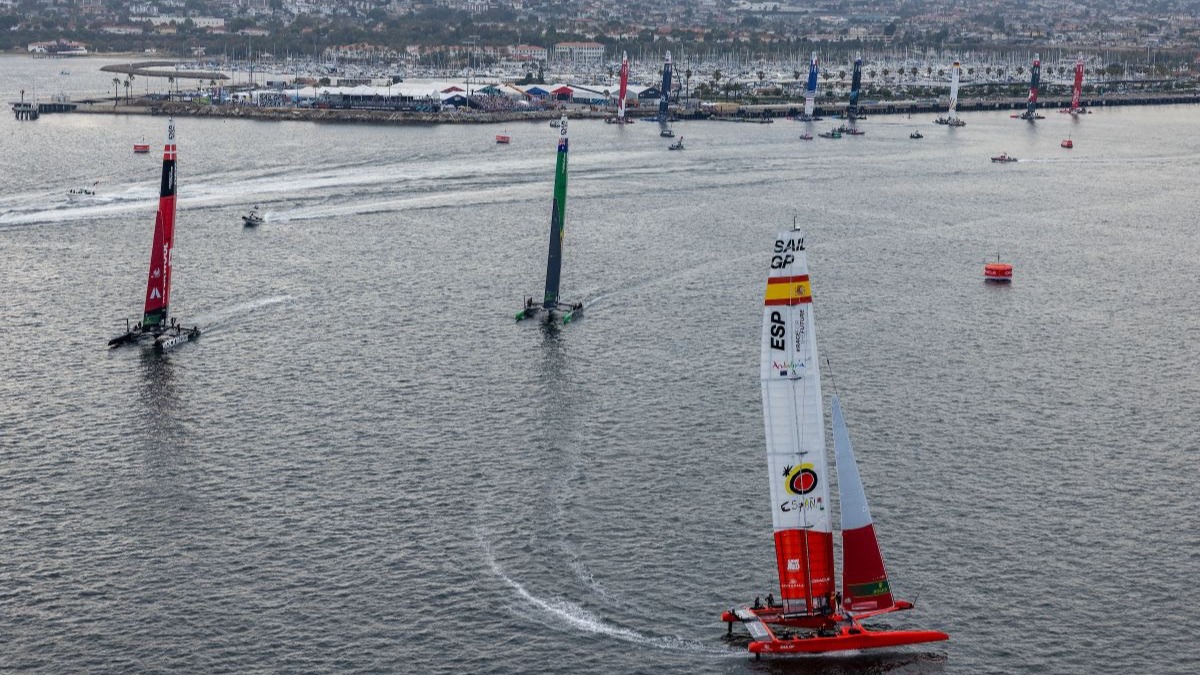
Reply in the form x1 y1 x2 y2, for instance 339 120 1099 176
684 68 692 104
868 69 876 80
882 67 890 80
128 73 135 102
910 66 918 78
967 68 974 77
925 66 932 77
985 66 992 77
112 77 121 106
123 77 131 104
167 76 175 100
1016 66 1024 78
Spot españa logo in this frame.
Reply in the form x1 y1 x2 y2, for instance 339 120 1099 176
783 463 818 495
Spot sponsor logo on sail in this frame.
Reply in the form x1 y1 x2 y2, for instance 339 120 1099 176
773 360 804 377
786 558 800 571
783 463 818 495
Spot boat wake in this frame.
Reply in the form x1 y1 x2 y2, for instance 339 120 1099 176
477 530 737 657
187 295 292 331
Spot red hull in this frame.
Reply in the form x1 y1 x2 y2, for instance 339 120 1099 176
750 629 949 654
133 144 150 153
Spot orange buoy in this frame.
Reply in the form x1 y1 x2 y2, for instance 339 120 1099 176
984 261 1013 282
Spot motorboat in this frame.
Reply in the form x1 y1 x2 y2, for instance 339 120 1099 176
799 133 813 141
242 207 263 227
910 130 924 139
1061 138 1074 149
495 134 511 144
133 136 150 153
991 152 1018 163
817 130 842 139
668 137 684 150
68 183 98 199
660 128 675 138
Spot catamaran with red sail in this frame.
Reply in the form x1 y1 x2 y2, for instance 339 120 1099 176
606 52 633 124
108 118 201 350
722 227 948 656
1060 54 1089 116
517 114 583 324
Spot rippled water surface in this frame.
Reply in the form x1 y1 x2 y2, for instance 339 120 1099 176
2 56 1197 674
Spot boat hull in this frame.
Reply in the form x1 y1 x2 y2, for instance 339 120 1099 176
750 629 949 654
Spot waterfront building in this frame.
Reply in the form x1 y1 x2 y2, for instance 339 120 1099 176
553 42 605 63
511 44 547 61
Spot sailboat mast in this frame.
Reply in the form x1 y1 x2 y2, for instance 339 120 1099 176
949 60 961 120
658 51 673 123
617 52 629 120
1026 54 1041 117
142 118 177 328
803 52 819 118
761 229 835 616
848 53 862 120
541 115 569 309
1071 53 1084 112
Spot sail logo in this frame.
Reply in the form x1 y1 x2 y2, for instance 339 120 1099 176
773 360 804 377
151 267 161 279
786 559 800 571
783 463 818 495
780 496 824 513
769 310 786 350
149 287 161 300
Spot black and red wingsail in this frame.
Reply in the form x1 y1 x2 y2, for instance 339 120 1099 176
109 118 200 350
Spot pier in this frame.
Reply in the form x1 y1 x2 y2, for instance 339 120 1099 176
10 101 78 120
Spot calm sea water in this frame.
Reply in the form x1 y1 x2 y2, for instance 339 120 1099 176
1 56 1197 674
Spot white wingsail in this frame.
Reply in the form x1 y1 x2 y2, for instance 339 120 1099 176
948 60 961 120
831 394 896 612
760 229 835 616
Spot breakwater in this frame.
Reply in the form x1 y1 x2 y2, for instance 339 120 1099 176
48 90 1200 125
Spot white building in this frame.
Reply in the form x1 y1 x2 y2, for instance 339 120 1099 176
554 41 605 63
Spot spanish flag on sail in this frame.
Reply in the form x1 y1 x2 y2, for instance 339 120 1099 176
764 275 812 306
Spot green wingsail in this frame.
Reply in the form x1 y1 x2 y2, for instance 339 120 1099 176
542 115 569 309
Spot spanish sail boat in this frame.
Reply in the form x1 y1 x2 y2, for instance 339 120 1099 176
722 228 948 655
108 118 201 350
517 114 582 324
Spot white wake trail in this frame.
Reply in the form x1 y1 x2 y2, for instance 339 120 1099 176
476 529 738 657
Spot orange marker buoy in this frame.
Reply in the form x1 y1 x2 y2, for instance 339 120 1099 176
984 256 1013 282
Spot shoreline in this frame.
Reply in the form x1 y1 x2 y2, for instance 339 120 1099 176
34 90 1200 125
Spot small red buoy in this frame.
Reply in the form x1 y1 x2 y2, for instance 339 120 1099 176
984 258 1013 282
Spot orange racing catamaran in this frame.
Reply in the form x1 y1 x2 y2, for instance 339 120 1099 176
722 227 949 656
